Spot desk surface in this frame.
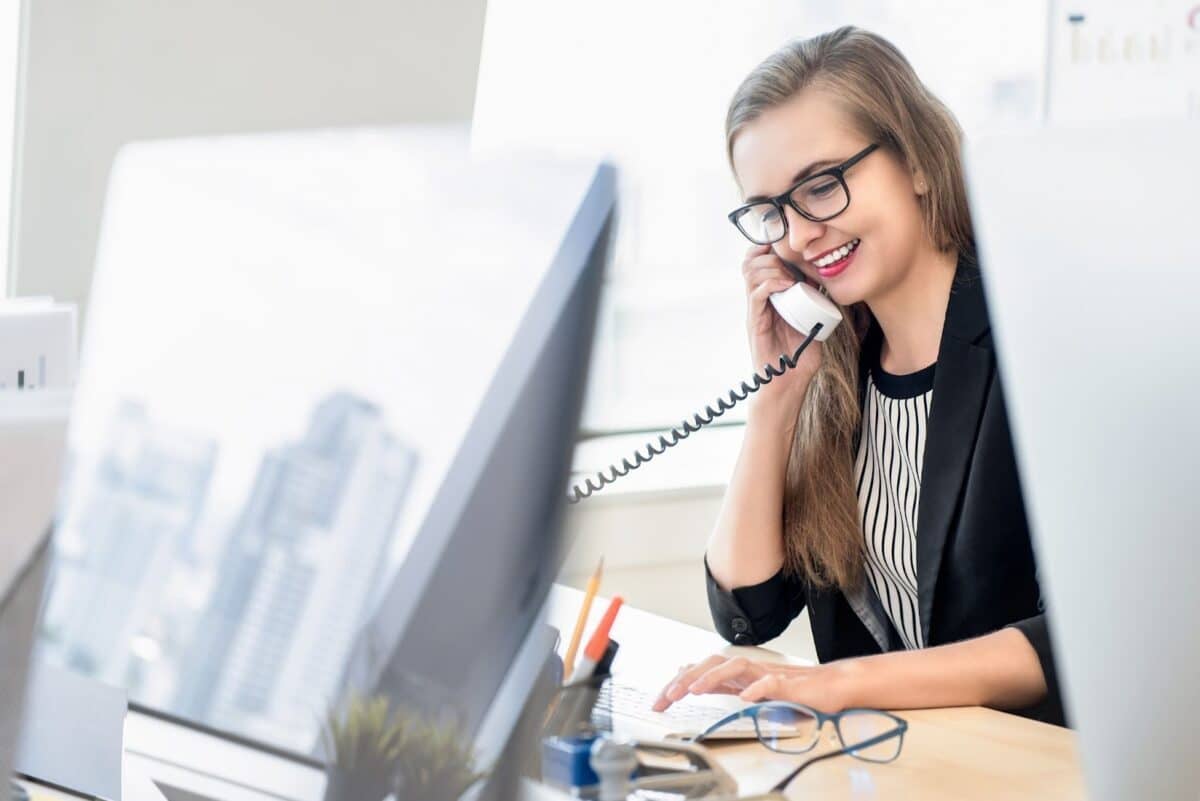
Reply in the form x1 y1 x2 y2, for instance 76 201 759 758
545 584 1087 800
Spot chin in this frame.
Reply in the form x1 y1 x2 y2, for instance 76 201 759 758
822 257 886 308
822 277 869 308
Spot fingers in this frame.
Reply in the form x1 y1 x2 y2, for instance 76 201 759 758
738 667 824 705
685 656 763 695
748 277 798 308
739 673 788 701
652 655 728 711
742 251 794 287
743 244 811 286
653 656 782 712
741 242 772 269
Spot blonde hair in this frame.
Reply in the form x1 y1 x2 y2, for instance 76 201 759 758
725 26 974 590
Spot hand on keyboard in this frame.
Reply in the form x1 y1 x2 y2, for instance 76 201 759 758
653 654 842 713
653 654 776 711
608 682 759 738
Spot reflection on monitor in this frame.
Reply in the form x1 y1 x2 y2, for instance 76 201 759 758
40 125 609 753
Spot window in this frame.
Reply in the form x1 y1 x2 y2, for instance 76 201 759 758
0 0 21 296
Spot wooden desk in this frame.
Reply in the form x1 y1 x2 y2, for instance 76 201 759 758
546 584 1086 800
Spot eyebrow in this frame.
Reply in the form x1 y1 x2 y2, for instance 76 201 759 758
743 158 839 203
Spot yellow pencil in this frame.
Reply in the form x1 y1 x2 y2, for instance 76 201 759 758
563 557 604 679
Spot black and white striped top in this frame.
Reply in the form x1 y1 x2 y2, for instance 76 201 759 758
852 361 936 650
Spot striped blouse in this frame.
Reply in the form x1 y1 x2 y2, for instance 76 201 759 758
852 360 936 650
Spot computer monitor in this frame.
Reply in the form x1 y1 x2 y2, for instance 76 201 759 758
43 125 613 793
335 160 615 799
967 120 1200 801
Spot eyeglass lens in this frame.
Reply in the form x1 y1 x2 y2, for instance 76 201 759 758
836 710 903 762
751 705 901 762
751 705 820 753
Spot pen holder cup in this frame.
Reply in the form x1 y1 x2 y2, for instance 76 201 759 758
542 672 613 740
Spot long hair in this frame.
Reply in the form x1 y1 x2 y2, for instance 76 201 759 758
724 26 975 591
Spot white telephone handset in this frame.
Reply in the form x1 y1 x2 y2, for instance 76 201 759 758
768 281 843 341
568 280 843 503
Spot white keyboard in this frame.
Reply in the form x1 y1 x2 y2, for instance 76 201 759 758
603 681 760 739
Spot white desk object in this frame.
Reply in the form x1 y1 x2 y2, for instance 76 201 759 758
0 299 76 392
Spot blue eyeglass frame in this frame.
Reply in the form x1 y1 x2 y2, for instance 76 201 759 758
692 701 907 759
690 701 908 793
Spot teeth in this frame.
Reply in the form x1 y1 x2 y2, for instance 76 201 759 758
814 239 859 268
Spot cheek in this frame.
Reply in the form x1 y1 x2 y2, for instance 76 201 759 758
823 193 925 302
857 190 925 260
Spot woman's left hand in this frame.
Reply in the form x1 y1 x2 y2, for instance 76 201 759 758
652 654 851 712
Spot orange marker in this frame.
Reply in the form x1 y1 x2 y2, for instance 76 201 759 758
563 557 604 678
568 595 623 683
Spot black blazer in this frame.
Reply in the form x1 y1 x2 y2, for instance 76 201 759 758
706 252 1066 727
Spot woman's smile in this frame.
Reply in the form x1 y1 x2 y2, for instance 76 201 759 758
810 237 861 278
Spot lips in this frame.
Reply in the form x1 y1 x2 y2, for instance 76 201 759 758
812 238 860 279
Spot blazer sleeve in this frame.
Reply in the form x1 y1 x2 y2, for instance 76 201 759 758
1008 613 1068 726
705 555 806 646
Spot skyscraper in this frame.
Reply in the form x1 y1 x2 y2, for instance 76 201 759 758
174 392 417 748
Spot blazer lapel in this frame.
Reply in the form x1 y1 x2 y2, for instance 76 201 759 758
914 255 994 642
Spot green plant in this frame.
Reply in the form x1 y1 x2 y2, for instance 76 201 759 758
392 715 484 801
321 694 483 801
322 694 406 781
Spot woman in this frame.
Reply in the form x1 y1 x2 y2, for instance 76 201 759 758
652 26 1064 725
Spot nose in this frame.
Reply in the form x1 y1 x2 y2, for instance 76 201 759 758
784 204 825 256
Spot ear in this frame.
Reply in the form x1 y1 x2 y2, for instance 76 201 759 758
912 168 929 196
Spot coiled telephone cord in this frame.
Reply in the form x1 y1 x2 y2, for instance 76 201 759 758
567 322 823 503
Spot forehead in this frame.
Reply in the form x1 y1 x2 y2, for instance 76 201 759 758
731 87 864 199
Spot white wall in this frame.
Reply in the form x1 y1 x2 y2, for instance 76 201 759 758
8 0 488 317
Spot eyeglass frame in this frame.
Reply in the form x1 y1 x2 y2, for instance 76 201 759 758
690 701 907 792
692 700 906 757
726 142 881 245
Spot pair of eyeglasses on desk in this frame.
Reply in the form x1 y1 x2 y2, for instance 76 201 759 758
688 701 908 793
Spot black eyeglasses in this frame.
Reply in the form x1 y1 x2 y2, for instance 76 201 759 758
727 143 880 245
690 701 907 793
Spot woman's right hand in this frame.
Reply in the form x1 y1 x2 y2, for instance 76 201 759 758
742 244 823 414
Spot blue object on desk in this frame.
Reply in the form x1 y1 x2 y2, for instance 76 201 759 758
543 735 601 789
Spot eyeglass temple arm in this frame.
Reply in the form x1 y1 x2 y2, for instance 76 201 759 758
767 724 905 793
838 142 879 172
769 748 848 793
